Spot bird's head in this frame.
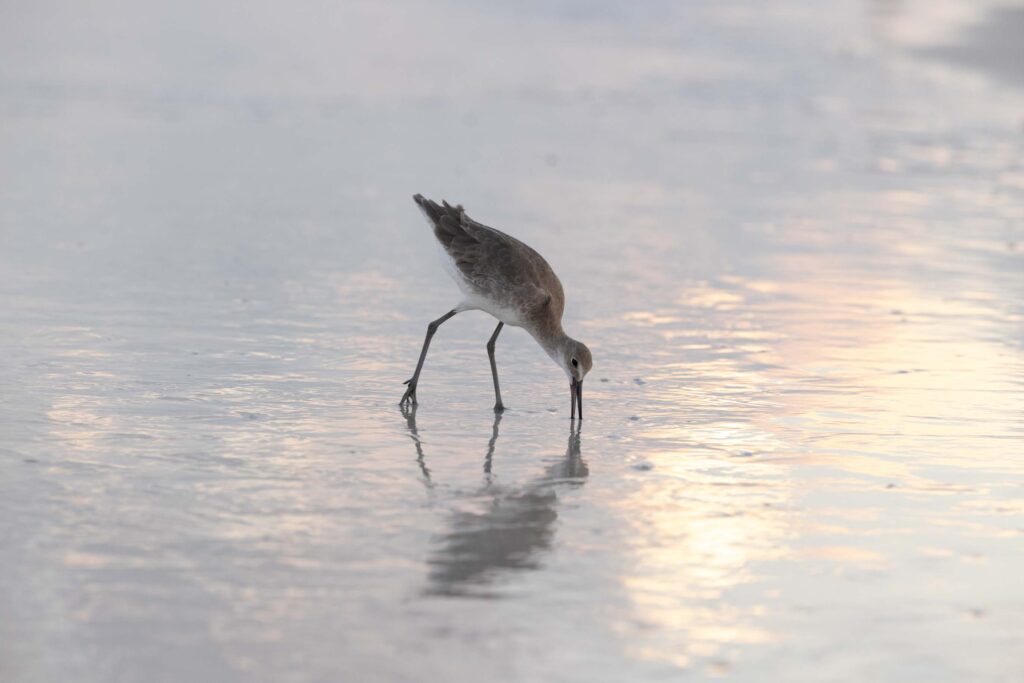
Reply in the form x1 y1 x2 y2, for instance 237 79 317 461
562 338 593 383
562 338 592 419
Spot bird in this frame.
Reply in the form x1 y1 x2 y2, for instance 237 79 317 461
400 194 593 419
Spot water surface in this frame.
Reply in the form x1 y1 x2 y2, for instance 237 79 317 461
2 1 1023 681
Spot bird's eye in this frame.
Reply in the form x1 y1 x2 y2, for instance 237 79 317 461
571 358 578 367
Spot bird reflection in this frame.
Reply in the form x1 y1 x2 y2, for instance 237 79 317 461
401 407 588 598
401 404 432 485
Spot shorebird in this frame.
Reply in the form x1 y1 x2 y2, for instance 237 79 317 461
400 194 593 418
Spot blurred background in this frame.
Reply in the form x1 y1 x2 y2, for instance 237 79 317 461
2 1 1022 682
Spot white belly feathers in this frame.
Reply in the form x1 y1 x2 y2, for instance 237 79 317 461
437 241 527 326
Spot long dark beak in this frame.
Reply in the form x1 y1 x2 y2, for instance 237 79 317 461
570 378 583 420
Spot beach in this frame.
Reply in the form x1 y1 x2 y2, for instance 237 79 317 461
1 1 1022 680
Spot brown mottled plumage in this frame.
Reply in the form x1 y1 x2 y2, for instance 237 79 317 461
401 194 592 418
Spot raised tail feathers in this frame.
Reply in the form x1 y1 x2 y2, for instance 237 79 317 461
412 194 475 249
412 194 465 225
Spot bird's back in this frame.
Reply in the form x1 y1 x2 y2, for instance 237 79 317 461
412 194 565 332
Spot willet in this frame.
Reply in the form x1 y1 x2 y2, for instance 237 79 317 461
400 194 593 418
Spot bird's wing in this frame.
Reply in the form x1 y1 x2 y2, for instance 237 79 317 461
413 194 564 317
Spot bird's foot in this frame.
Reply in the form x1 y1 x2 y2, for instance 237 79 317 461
493 402 505 414
400 379 418 406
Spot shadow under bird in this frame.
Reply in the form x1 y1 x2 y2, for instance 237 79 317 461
400 194 593 418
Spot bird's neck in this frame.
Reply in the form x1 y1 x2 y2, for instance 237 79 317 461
534 325 571 366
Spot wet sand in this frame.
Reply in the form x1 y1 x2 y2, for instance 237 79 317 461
1 1 1023 681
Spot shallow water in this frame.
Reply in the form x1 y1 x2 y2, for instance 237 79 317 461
2 1 1023 681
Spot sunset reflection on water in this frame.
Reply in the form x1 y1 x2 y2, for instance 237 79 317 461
2 0 1023 680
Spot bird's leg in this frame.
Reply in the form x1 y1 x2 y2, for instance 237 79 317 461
400 309 457 406
486 321 505 413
